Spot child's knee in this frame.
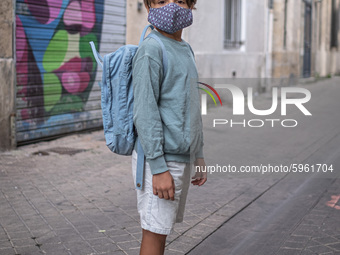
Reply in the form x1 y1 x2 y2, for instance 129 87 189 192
142 228 167 240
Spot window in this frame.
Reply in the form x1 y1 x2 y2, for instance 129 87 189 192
224 0 243 49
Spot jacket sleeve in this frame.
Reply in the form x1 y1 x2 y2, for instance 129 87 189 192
132 54 168 175
188 43 204 160
195 113 204 159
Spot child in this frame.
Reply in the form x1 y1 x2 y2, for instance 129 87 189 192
131 0 207 254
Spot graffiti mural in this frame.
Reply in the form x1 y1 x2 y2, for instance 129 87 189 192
16 0 105 141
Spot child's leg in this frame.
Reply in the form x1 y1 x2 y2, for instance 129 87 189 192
140 229 167 255
131 150 192 253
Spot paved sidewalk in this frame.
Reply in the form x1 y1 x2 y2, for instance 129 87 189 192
0 131 280 255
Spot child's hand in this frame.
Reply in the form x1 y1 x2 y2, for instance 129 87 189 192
191 158 207 186
152 170 175 201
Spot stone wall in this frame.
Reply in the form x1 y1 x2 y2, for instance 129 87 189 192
271 0 305 79
0 0 16 151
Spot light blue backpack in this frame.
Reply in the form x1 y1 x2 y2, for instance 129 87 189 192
89 25 168 190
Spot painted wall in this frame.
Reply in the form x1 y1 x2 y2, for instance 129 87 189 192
127 0 269 81
126 0 149 45
15 0 125 143
188 1 268 79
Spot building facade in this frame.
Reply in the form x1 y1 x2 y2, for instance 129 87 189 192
271 0 340 80
127 0 270 79
127 0 340 80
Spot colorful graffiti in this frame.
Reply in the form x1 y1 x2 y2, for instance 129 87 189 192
16 0 105 140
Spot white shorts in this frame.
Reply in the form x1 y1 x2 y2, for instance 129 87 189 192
131 149 192 235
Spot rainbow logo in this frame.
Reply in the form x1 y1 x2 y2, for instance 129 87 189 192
197 82 222 115
197 82 223 106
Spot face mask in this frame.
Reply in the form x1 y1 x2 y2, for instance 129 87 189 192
148 3 193 34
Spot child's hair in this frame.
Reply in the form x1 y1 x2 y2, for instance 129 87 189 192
144 0 197 9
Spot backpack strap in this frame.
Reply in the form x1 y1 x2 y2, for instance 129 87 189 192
89 41 103 70
135 24 154 191
135 137 144 190
139 24 154 46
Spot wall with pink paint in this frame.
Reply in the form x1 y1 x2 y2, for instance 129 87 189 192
15 0 126 143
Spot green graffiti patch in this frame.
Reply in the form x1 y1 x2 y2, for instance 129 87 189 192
43 73 62 112
49 94 84 115
43 30 68 72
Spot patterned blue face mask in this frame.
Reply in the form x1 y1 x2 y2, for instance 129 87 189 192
148 3 193 34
